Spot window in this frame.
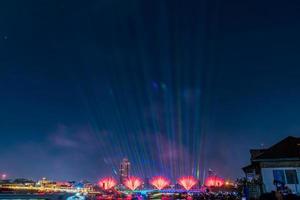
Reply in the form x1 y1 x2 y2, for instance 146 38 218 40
285 170 299 184
273 170 285 184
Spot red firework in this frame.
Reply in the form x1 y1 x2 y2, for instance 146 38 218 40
205 176 224 187
123 176 142 191
98 177 117 190
177 176 197 190
150 176 170 190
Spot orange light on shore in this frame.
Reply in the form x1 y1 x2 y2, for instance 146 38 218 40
123 176 142 191
205 176 224 187
177 176 197 190
98 177 117 190
150 176 170 190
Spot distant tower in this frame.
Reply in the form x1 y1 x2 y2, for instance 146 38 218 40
119 158 130 184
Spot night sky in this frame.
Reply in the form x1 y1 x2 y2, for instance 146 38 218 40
1 0 300 182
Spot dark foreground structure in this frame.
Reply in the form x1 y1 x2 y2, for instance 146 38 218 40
243 136 300 198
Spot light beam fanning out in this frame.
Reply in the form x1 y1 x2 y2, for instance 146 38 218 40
98 177 117 190
177 176 197 190
123 176 142 191
150 176 170 190
205 176 224 187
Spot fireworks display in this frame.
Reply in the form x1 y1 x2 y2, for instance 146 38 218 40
98 177 117 190
177 176 197 190
149 176 170 190
205 176 224 187
123 176 142 191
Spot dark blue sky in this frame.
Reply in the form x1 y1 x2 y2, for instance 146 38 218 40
0 0 300 182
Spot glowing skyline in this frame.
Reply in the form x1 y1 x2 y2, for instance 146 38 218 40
1 0 300 182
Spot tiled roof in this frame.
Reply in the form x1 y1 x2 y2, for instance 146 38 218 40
253 136 300 160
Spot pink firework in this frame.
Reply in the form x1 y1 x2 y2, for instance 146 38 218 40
177 176 197 190
205 176 224 187
98 177 117 190
123 176 142 191
150 176 170 190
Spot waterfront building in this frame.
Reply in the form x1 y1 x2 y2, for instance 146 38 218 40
243 136 300 197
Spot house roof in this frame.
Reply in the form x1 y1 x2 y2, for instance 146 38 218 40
253 136 300 160
250 149 267 160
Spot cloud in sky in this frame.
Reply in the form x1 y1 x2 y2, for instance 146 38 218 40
0 124 118 181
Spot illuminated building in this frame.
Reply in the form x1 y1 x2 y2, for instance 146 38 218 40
37 177 51 187
119 158 130 184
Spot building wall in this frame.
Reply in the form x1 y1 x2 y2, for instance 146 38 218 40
119 158 130 184
261 167 300 194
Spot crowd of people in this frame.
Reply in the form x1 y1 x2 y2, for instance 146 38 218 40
89 191 300 200
159 192 240 200
93 192 240 200
188 192 241 200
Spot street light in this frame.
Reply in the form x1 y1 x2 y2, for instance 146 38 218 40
1 174 7 180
